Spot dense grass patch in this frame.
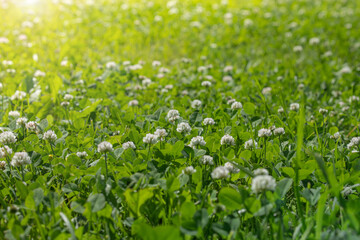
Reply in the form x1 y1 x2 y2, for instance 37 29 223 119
0 0 360 239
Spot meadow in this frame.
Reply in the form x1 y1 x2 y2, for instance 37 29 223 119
0 0 360 239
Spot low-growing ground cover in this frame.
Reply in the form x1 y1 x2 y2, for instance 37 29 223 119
0 0 360 239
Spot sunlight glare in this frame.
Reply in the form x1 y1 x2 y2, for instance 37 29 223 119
16 0 41 6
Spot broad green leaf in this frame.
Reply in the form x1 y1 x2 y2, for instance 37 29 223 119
243 102 256 115
87 193 106 213
276 178 293 198
218 187 242 210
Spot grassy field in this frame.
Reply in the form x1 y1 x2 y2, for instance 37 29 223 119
0 0 360 239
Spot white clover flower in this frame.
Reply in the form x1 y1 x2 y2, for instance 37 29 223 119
60 60 68 66
244 139 258 149
201 81 212 87
223 76 233 82
19 34 28 40
227 99 236 105
128 64 143 71
0 131 17 144
26 121 37 131
154 129 167 140
106 61 117 69
159 67 170 74
154 15 163 22
123 61 131 66
339 66 351 74
183 166 196 175
98 141 113 153
322 51 333 58
128 100 139 106
122 141 136 150
223 65 233 73
258 128 272 138
254 168 269 176
290 103 300 111
61 101 70 107
204 75 213 80
64 94 73 101
5 60 16 66
0 145 12 158
220 134 235 146
224 12 233 24
238 209 246 215
224 162 240 173
231 101 242 110
143 134 158 144
244 18 253 27
167 109 180 123
189 136 206 148
152 60 161 67
177 122 191 134
200 155 214 165
76 151 88 158
0 37 9 44
43 130 57 143
11 91 27 101
165 85 173 90
203 74 214 81
34 70 45 77
9 111 20 118
262 87 272 95
211 166 230 179
298 84 305 90
197 66 207 73
274 127 285 136
347 137 360 149
278 107 284 114
142 78 152 87
190 21 201 28
350 137 360 145
309 37 320 45
319 108 328 114
251 175 276 194
0 161 6 169
330 132 340 140
181 57 191 63
156 74 165 79
349 96 359 103
340 105 349 112
11 152 31 167
0 83 3 91
181 90 189 95
75 79 84 85
132 84 142 91
293 46 303 52
203 118 215 126
191 100 202 109
345 23 352 29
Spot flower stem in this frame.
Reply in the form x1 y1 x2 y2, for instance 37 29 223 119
104 153 108 179
50 143 55 156
21 166 25 181
147 144 151 161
